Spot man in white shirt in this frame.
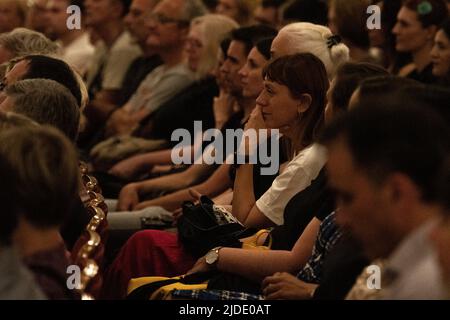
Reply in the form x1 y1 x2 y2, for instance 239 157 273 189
46 0 95 76
84 0 142 104
323 94 450 300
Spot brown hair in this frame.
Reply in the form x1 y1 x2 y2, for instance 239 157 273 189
331 62 389 114
0 126 79 228
263 53 329 157
329 0 371 49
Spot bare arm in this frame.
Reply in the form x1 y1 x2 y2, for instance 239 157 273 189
109 142 203 180
136 162 214 194
231 106 275 228
134 164 233 211
117 162 215 211
231 164 274 228
188 217 322 283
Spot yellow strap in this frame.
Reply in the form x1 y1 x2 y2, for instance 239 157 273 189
242 229 272 250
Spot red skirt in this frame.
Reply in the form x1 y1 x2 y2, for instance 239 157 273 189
100 230 196 299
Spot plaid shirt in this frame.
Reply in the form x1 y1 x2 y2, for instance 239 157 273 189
171 289 263 300
297 212 342 284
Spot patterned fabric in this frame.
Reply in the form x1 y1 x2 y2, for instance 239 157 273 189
297 212 343 284
171 289 263 300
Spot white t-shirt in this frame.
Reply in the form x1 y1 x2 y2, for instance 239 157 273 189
86 31 142 91
58 33 95 77
255 143 328 226
126 63 195 115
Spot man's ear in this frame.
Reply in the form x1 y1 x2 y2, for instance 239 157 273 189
297 93 312 114
383 173 422 207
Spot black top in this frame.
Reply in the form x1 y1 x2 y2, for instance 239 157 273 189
252 149 287 200
406 63 438 84
229 136 288 200
313 234 370 300
134 77 219 145
118 55 163 106
269 169 335 251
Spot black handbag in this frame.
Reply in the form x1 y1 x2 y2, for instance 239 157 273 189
177 196 255 257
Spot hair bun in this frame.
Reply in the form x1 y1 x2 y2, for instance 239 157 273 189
327 35 342 49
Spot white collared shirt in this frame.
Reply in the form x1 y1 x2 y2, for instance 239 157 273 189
255 143 328 225
381 218 447 300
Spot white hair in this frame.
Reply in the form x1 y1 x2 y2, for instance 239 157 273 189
0 28 58 59
277 22 350 78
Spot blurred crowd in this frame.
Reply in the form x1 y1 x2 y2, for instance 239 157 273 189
0 0 449 300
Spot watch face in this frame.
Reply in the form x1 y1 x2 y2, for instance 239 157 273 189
205 249 218 265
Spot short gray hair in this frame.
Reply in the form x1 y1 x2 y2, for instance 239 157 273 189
5 79 80 141
0 28 59 59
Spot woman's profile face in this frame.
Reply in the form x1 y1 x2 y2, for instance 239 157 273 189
185 24 204 72
256 79 301 134
392 7 432 53
238 47 267 99
431 29 450 77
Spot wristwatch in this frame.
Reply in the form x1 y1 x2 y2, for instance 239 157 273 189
205 246 223 266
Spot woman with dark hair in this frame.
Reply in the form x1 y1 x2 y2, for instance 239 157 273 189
431 17 450 85
181 53 330 285
392 0 449 83
231 52 329 228
171 62 391 301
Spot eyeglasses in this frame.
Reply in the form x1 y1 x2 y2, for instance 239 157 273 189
147 13 189 27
